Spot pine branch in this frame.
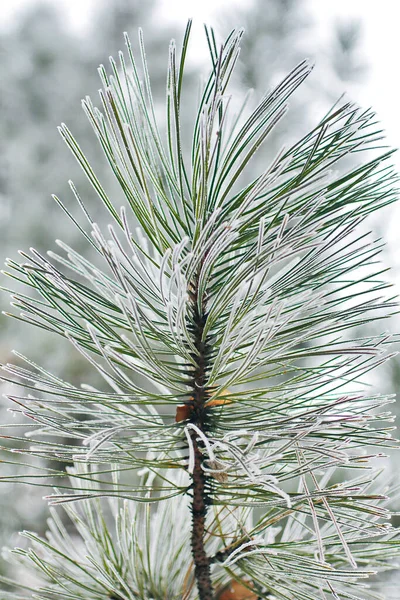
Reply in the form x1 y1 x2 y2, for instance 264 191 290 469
1 19 400 600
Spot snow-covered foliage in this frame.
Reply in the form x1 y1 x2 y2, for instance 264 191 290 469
1 20 399 600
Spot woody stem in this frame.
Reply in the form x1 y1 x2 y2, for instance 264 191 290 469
189 276 214 600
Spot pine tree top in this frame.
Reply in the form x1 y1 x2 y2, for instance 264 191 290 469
1 21 399 600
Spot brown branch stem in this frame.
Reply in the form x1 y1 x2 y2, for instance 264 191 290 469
188 275 214 600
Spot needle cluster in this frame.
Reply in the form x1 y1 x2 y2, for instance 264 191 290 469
1 21 400 600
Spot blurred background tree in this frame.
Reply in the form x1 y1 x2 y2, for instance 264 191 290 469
218 0 366 165
0 0 179 372
0 0 180 568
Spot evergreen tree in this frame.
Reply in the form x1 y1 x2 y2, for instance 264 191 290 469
1 21 400 600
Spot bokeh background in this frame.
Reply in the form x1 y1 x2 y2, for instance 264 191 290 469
1 0 399 587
